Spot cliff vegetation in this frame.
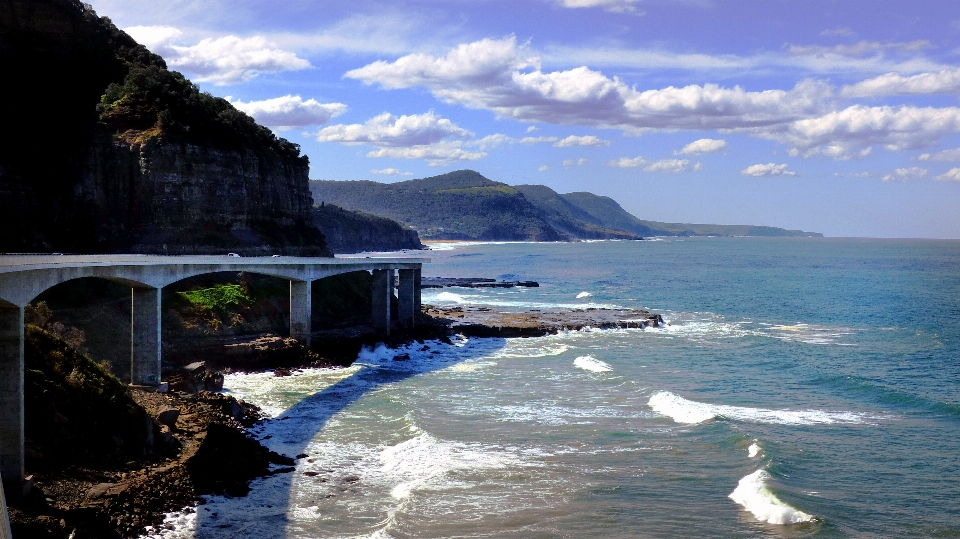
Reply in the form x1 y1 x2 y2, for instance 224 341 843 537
0 0 329 255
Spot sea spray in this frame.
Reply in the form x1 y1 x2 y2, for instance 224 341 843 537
729 470 814 525
648 391 882 425
573 355 613 373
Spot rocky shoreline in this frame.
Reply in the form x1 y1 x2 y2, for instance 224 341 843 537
8 303 663 538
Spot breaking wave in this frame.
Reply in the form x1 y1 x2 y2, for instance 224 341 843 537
648 391 881 425
729 470 814 525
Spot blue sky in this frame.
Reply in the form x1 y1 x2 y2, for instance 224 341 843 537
89 0 960 238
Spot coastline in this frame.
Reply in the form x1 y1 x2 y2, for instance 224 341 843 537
11 302 664 538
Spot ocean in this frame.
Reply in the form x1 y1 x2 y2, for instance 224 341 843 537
146 237 960 538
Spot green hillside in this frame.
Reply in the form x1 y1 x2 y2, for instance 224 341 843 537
310 170 822 241
559 192 822 238
310 171 565 241
513 185 641 239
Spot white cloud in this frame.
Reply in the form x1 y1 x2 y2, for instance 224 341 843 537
526 125 539 132
555 0 642 13
316 111 472 147
227 95 346 129
538 165 550 171
882 167 928 181
578 157 588 165
741 163 798 177
123 26 311 85
677 138 727 155
841 68 960 97
834 171 872 178
934 168 960 181
521 136 560 144
607 156 646 168
124 25 182 57
563 159 575 167
562 158 588 167
469 133 515 150
756 105 960 160
346 37 836 132
553 135 610 147
919 147 960 162
787 40 931 58
367 142 486 166
644 159 702 173
820 27 855 37
371 168 412 176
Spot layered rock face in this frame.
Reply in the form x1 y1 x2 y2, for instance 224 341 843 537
80 135 325 255
0 0 330 255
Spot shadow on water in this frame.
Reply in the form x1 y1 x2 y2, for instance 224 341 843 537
169 335 508 538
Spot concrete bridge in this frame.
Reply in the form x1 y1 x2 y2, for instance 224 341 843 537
0 254 427 486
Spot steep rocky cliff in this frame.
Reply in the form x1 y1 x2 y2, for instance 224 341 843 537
313 204 424 254
0 0 330 255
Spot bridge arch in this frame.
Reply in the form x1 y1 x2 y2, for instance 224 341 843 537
0 255 426 485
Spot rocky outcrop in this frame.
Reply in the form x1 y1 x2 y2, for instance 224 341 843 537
0 0 330 255
313 204 424 254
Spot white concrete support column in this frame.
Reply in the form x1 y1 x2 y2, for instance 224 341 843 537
397 269 416 329
0 305 24 483
131 287 162 386
371 269 393 335
290 280 312 347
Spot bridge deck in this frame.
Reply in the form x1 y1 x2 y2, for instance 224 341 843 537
0 254 427 486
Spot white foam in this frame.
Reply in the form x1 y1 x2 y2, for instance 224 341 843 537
576 291 592 298
648 391 879 425
747 442 761 458
379 433 519 499
729 470 814 525
573 355 613 373
434 291 466 303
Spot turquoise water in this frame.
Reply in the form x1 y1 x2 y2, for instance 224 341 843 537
146 238 960 538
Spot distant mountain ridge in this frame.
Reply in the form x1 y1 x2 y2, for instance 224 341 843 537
309 170 822 241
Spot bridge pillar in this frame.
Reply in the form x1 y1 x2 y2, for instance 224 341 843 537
371 269 393 335
0 305 23 483
413 268 422 315
397 269 417 328
131 287 161 386
290 280 312 347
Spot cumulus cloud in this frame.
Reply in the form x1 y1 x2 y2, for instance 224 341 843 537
555 0 642 13
316 111 472 147
538 165 550 171
841 68 960 97
756 105 960 160
367 142 486 166
123 25 311 85
553 135 610 147
124 25 182 57
607 156 646 168
227 95 346 129
919 147 960 162
741 163 798 177
346 37 834 132
934 168 960 181
644 159 702 173
677 138 727 155
526 125 539 132
371 168 412 176
882 167 928 181
562 158 588 167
